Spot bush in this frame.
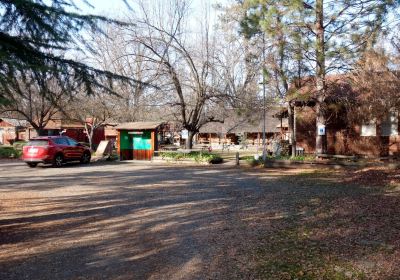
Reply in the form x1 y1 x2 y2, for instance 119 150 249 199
12 141 27 150
159 151 223 164
241 154 316 167
0 146 21 158
246 158 262 167
264 155 316 161
159 151 186 160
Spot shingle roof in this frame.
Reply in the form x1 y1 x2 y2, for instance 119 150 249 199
199 108 287 134
0 118 28 127
115 122 164 130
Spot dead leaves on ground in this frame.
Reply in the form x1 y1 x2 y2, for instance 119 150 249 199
255 166 400 280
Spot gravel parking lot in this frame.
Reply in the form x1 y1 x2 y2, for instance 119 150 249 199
1 160 400 280
0 160 275 280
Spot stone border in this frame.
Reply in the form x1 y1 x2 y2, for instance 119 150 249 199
151 157 211 165
263 159 400 169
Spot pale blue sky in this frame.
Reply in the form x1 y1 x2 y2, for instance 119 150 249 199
79 0 229 19
76 0 231 36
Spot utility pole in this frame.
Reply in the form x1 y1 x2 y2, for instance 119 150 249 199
262 33 267 162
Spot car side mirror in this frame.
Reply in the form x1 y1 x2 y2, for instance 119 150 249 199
76 143 82 147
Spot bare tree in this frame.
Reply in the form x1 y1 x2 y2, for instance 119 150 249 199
350 49 400 122
123 0 225 149
64 92 115 150
0 70 70 136
88 24 156 122
214 9 261 113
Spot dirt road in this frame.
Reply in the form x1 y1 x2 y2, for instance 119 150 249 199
0 161 279 279
1 161 400 280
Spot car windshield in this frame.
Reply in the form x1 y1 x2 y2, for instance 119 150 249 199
27 140 49 146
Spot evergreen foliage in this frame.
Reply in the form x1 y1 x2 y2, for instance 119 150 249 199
240 0 399 154
0 0 138 104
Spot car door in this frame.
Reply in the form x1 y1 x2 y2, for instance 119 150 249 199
66 137 84 159
53 137 72 159
58 137 74 160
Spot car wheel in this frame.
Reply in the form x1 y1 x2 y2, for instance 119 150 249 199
53 154 64 167
80 152 91 164
27 163 38 168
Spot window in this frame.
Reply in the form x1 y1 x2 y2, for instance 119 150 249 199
381 111 398 136
66 138 78 146
27 140 49 146
53 137 69 145
361 122 376 137
47 129 59 136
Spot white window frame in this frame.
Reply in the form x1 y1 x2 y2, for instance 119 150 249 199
381 110 398 136
361 122 376 137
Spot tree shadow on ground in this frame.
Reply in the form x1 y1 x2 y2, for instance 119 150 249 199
254 168 400 280
0 164 400 279
0 164 269 279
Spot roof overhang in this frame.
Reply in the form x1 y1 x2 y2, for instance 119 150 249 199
115 122 164 130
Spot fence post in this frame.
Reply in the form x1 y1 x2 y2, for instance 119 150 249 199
236 152 239 166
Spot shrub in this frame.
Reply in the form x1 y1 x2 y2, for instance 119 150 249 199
159 151 223 164
265 155 316 161
0 146 21 158
12 141 27 151
159 151 186 160
246 158 262 167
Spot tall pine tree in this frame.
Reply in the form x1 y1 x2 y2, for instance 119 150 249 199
241 0 398 154
240 0 311 156
0 0 140 104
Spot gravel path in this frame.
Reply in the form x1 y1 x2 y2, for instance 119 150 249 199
0 161 293 280
3 161 399 279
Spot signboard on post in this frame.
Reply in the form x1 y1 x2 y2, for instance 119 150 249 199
317 125 326 136
181 129 189 140
95 140 112 157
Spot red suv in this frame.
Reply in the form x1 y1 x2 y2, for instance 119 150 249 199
22 136 91 168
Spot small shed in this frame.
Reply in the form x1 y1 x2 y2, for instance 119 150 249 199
116 122 163 160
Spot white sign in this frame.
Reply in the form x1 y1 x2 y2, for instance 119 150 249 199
317 125 326 136
181 129 189 140
95 140 112 157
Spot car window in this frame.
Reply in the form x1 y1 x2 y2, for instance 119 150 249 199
27 140 49 146
53 138 69 145
67 138 78 146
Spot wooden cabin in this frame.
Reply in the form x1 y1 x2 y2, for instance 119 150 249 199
197 108 288 147
116 122 164 160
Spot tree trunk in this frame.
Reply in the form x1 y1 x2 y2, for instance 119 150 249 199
89 130 94 151
185 130 195 150
37 127 46 136
288 102 297 157
84 123 94 151
315 0 327 154
315 101 327 154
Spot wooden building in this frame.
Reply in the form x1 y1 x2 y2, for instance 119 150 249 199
0 118 28 145
197 108 288 147
116 122 164 160
27 115 107 148
288 75 400 157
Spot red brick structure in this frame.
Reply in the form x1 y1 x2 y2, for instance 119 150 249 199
27 117 106 147
291 76 400 157
0 118 27 145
